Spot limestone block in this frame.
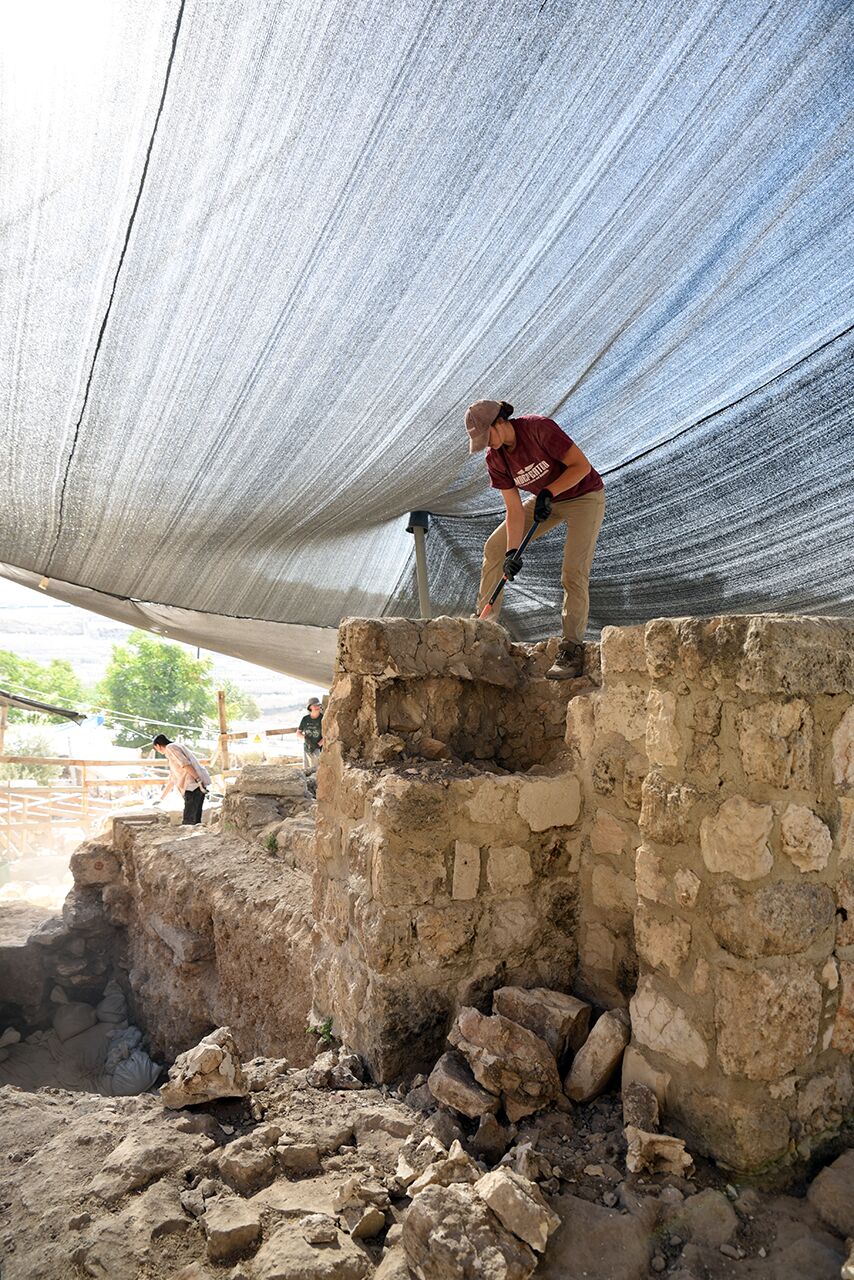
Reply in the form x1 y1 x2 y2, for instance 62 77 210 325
709 881 835 958
645 618 680 679
737 698 813 788
714 964 821 1079
371 840 446 907
621 1044 670 1109
237 763 307 798
475 897 541 961
780 804 832 871
69 839 121 887
622 753 648 811
833 705 854 787
492 986 591 1060
201 1197 262 1263
590 865 635 919
831 960 854 1052
416 905 475 962
673 1086 790 1171
62 886 111 936
796 1063 853 1137
734 615 854 696
448 1007 562 1122
578 922 616 976
474 1168 561 1253
428 1050 500 1118
839 797 854 860
564 1008 630 1101
160 1027 248 1108
487 844 533 893
665 1188 738 1248
640 772 701 846
699 795 773 880
625 1127 693 1176
646 689 681 767
600 624 647 675
694 694 722 735
565 694 595 758
452 841 480 899
516 775 580 832
403 1183 537 1280
593 684 649 744
589 809 637 857
630 976 708 1068
635 845 667 903
408 1140 482 1195
634 904 691 977
254 1221 369 1279
216 1136 275 1194
148 912 214 964
674 868 701 908
807 1149 854 1239
396 1136 449 1187
370 774 448 838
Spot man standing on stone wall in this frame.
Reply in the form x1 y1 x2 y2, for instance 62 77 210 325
153 734 212 825
466 399 605 679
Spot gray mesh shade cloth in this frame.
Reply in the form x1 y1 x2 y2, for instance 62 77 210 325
1 0 852 684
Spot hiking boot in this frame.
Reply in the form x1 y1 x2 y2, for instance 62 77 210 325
546 640 585 680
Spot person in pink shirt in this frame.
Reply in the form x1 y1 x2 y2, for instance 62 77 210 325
466 398 606 680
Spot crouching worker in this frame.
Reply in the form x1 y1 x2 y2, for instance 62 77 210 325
297 697 324 772
152 734 212 825
465 399 605 680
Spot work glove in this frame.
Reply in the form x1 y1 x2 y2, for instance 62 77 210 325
503 549 523 580
534 488 553 522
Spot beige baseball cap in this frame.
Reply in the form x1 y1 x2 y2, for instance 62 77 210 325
465 399 502 453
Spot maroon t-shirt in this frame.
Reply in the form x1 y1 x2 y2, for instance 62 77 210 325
486 415 604 500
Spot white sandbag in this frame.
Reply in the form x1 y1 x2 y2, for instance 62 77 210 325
110 1049 162 1096
104 1025 143 1072
96 980 128 1024
52 1002 97 1042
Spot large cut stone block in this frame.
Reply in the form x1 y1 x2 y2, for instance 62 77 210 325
516 775 580 831
700 795 773 880
833 705 854 788
709 881 835 958
564 1008 630 1101
737 699 813 788
634 904 691 977
630 976 708 1069
492 986 590 1060
448 1006 562 1122
427 1050 500 1118
780 804 832 872
236 763 308 798
714 964 821 1080
672 1086 791 1171
646 689 681 766
487 844 533 892
640 773 701 846
593 684 649 743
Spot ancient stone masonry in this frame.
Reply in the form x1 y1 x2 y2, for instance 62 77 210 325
314 612 854 1176
312 617 592 1080
621 615 854 1173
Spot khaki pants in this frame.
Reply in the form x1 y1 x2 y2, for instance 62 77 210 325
476 488 606 642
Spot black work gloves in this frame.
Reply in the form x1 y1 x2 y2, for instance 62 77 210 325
534 489 553 522
503 549 524 580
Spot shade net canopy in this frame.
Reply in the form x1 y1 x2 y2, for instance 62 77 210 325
1 0 852 683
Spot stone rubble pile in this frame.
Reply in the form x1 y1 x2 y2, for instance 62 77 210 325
2 1018 854 1280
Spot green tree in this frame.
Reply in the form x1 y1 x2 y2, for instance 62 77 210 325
0 651 86 722
97 631 217 749
0 731 62 783
221 678 260 724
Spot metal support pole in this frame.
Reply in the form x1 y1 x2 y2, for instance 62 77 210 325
406 511 431 619
0 704 6 756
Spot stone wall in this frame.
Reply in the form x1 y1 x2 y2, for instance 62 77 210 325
314 612 854 1175
312 617 591 1080
620 615 854 1173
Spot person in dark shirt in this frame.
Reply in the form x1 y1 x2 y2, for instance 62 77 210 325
297 697 324 771
465 398 605 679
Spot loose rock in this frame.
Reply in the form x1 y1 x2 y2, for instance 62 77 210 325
161 1027 248 1108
